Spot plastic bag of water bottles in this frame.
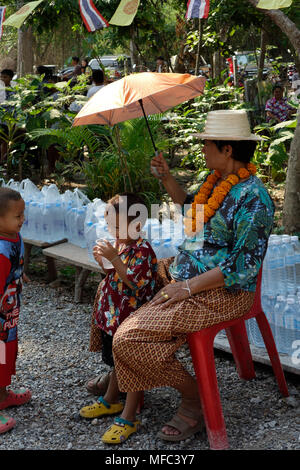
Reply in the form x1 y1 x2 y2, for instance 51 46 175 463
84 199 107 261
19 179 43 240
64 188 91 248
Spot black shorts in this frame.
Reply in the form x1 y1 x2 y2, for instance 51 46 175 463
100 329 114 367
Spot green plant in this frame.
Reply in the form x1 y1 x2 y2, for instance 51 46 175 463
254 113 297 180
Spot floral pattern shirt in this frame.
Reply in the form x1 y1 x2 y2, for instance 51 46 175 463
265 97 293 122
169 175 274 292
96 238 157 336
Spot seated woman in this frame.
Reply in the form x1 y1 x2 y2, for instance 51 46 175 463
100 109 275 445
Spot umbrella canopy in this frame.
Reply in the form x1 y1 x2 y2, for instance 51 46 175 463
73 72 206 127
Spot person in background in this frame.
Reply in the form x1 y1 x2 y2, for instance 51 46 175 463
0 70 15 100
265 84 294 123
0 188 31 434
81 58 92 82
87 69 105 99
63 57 82 86
155 56 168 73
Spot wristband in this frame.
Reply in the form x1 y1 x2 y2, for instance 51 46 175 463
182 279 192 297
186 279 192 296
111 255 120 263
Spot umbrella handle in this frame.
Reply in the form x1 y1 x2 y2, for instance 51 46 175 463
138 99 157 154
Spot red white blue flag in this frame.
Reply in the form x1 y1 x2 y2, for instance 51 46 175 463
79 0 109 32
186 0 210 20
0 6 6 40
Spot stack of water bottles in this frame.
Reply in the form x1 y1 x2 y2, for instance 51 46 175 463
144 216 185 260
1 178 92 247
247 233 300 358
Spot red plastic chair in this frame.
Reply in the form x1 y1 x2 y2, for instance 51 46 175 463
187 268 289 450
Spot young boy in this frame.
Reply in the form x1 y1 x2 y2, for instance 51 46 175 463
80 193 157 424
0 187 31 434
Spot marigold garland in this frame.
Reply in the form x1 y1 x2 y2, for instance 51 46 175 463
184 163 257 238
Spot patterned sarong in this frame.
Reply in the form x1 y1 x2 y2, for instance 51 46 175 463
112 258 255 392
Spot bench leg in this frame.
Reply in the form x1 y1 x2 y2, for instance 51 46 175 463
74 267 90 303
24 243 32 274
46 256 57 282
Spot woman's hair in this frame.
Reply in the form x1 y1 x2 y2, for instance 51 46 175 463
105 193 147 226
212 140 257 164
0 188 22 216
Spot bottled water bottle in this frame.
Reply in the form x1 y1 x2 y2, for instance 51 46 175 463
67 208 77 244
248 316 265 348
262 239 274 296
21 201 30 238
274 295 286 353
262 294 276 339
144 218 160 242
282 235 296 295
291 236 300 290
248 294 276 349
272 239 287 296
76 207 87 248
281 297 300 356
85 222 98 263
42 203 53 242
151 239 162 259
53 202 65 241
35 202 43 241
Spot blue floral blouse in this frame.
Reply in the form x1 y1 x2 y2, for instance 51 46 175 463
169 175 275 292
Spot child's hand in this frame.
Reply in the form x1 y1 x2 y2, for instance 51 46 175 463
23 273 30 283
93 246 104 266
95 240 118 261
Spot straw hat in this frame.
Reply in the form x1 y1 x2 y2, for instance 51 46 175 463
194 110 262 141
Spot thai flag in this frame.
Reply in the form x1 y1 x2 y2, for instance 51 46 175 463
186 0 210 20
79 0 109 32
0 6 6 40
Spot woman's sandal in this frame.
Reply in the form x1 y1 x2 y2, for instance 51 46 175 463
0 389 32 411
85 372 112 396
101 417 140 444
157 400 205 442
0 413 16 434
79 396 124 419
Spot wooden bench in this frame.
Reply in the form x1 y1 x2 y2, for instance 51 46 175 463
23 237 68 282
42 242 104 303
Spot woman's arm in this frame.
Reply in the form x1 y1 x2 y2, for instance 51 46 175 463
151 267 225 307
151 153 187 206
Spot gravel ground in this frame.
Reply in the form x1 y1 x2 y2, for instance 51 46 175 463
0 273 299 452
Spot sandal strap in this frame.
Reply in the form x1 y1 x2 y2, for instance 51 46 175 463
164 414 194 434
97 396 111 408
115 417 135 427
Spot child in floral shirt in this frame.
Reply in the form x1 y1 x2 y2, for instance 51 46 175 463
80 193 157 420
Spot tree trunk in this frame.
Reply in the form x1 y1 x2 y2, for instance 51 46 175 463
17 26 34 76
130 25 140 68
247 0 300 233
283 110 300 233
258 27 267 81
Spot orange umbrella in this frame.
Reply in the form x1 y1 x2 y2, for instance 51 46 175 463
73 72 206 152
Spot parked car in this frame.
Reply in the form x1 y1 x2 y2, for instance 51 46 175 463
89 55 131 79
234 51 272 78
57 66 75 81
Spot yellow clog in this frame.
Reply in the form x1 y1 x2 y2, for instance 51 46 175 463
102 417 140 444
80 396 123 419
